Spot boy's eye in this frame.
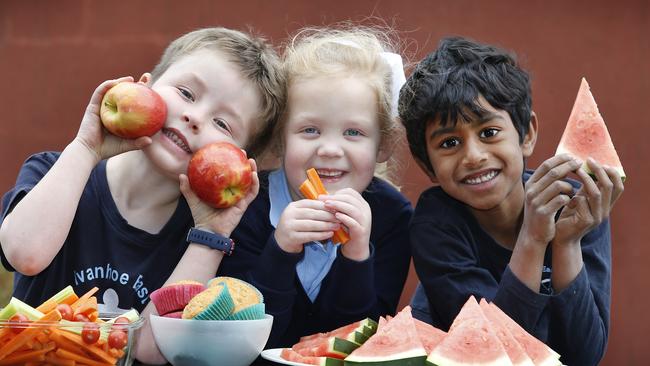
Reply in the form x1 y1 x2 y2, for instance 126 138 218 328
480 128 499 138
343 128 362 137
212 118 231 133
439 137 460 149
178 87 194 102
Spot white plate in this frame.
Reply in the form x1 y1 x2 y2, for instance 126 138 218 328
260 348 312 366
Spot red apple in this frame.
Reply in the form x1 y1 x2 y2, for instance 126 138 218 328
100 81 167 139
188 142 253 208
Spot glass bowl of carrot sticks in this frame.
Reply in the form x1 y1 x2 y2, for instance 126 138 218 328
0 286 143 366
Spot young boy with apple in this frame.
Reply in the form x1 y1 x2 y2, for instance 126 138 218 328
398 36 624 365
0 27 286 364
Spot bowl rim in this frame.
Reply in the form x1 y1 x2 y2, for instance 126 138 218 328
0 311 145 330
149 313 273 323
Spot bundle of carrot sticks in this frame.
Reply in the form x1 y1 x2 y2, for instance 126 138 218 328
299 168 350 245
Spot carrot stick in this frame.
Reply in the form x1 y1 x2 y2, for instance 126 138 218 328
0 309 61 360
300 171 350 245
306 168 327 195
55 347 113 366
0 343 54 365
36 298 58 313
45 352 76 366
71 287 99 311
57 330 117 364
299 180 319 200
48 329 88 358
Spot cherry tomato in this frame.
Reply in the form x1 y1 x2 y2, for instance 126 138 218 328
8 313 29 334
56 303 74 321
108 329 128 349
74 313 90 322
81 323 100 344
111 316 130 331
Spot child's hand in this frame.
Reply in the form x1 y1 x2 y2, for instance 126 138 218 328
553 158 624 247
179 158 260 238
75 77 152 163
275 199 341 254
520 154 581 247
323 188 372 261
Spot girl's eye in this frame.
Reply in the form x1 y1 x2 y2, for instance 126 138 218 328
480 128 499 138
303 127 319 135
440 137 460 149
343 128 362 137
212 118 231 133
178 87 194 102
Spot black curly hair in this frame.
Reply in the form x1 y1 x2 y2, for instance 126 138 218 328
398 36 532 176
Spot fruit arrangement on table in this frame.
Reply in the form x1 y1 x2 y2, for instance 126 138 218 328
276 296 563 366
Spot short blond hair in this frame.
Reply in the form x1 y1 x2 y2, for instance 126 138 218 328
276 26 404 186
151 27 286 159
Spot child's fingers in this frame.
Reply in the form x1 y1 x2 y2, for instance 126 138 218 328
576 159 605 219
528 154 577 184
532 180 574 208
531 158 582 192
178 174 201 206
293 219 341 233
604 166 625 207
91 77 134 105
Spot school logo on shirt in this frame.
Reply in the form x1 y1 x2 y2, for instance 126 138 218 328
73 263 150 305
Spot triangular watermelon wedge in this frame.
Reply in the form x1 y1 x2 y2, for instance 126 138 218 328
345 306 427 365
479 299 535 366
556 77 625 181
412 317 446 355
487 303 561 366
427 296 513 366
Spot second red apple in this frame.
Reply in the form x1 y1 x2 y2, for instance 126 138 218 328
188 142 253 208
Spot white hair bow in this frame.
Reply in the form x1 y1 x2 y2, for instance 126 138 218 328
380 52 406 118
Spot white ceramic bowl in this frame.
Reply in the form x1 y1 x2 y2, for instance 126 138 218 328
149 314 273 366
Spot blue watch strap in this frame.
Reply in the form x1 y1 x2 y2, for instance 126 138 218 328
186 228 235 256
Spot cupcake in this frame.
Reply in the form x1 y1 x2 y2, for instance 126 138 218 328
208 277 265 320
182 282 235 320
150 280 206 316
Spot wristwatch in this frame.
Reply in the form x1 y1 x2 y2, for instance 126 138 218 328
186 227 235 256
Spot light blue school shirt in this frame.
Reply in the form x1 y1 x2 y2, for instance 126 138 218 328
268 168 339 302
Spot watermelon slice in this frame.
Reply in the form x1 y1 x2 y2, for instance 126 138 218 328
412 318 446 355
294 336 361 359
487 303 561 366
479 299 535 366
427 296 513 366
282 348 344 366
556 77 625 181
345 306 427 365
299 318 377 342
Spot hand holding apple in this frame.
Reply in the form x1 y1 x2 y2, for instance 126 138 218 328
100 81 166 139
188 142 253 209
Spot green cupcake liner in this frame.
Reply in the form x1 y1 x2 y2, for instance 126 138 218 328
226 303 266 320
194 284 235 320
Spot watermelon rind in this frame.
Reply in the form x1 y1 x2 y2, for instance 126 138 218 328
326 337 362 358
345 354 426 366
556 145 626 182
426 353 513 366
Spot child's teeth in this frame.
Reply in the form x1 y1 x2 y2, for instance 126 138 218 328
465 171 497 184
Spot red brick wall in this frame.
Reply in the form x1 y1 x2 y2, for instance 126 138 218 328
1 1 647 363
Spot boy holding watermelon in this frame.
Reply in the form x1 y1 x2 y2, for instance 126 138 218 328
398 36 624 366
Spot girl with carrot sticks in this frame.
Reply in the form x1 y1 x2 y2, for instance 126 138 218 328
218 25 413 350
